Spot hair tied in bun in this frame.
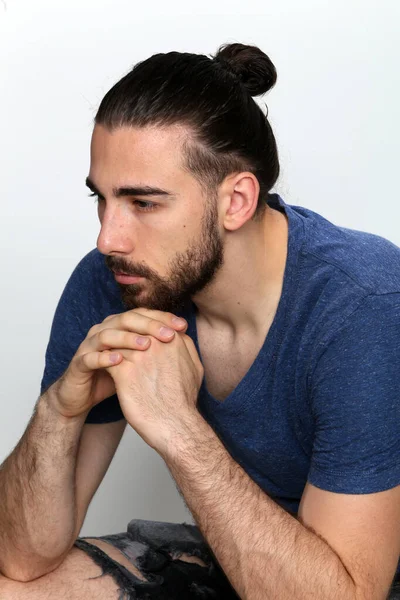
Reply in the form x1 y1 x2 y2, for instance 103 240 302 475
213 42 277 97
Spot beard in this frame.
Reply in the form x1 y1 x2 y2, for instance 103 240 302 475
104 199 224 314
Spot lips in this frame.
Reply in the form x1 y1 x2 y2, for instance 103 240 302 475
113 271 144 285
114 270 138 277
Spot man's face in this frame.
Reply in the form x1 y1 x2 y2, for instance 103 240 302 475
88 124 224 313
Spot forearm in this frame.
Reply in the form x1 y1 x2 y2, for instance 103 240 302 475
166 416 358 600
0 389 86 581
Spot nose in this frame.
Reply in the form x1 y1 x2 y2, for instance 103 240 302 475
96 205 135 256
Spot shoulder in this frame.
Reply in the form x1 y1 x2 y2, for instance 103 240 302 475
293 203 400 295
277 198 400 366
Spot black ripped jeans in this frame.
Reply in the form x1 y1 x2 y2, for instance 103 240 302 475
74 519 400 600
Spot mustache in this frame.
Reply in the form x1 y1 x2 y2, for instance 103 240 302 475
105 256 149 278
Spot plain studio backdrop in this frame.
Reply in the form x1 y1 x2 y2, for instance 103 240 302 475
0 0 399 537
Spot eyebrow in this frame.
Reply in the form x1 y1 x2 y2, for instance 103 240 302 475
85 177 176 199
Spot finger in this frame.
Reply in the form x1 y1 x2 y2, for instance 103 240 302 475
103 349 138 373
85 328 152 353
113 336 202 374
118 308 188 333
102 311 181 342
73 350 123 375
102 313 120 323
179 334 204 373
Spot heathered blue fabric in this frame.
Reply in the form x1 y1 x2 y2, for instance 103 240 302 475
41 194 400 566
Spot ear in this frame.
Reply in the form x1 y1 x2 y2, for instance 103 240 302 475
220 172 260 231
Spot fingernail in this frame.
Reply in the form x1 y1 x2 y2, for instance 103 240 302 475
137 336 150 346
160 327 175 337
172 317 186 327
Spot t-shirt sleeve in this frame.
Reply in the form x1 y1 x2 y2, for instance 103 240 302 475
40 250 125 424
308 292 400 494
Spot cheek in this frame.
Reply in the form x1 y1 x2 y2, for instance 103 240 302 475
161 220 197 251
145 225 190 270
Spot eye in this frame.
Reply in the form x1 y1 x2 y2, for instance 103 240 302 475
132 200 157 212
88 193 156 212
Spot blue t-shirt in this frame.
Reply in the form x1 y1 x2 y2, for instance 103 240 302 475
41 194 400 519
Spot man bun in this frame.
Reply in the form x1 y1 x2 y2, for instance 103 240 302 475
213 42 277 97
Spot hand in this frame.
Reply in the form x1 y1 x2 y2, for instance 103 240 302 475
104 331 204 455
45 308 188 419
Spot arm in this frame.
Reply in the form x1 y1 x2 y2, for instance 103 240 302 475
0 389 87 582
163 296 400 599
0 387 126 583
0 248 182 581
99 298 400 598
165 417 400 600
0 251 113 581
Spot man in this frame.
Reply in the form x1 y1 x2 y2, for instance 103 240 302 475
0 42 399 600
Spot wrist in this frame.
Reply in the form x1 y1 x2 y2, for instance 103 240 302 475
163 411 214 463
39 388 88 427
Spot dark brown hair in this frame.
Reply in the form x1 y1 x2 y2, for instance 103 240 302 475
95 42 279 220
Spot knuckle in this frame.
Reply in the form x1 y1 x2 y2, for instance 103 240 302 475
126 331 138 346
119 312 130 329
79 351 89 366
87 324 99 337
97 329 109 345
103 313 117 322
159 311 176 323
166 312 179 320
150 318 167 331
99 351 109 365
159 311 178 323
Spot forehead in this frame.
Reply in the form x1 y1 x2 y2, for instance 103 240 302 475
90 123 189 186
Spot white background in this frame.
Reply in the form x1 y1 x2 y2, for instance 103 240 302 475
0 0 399 537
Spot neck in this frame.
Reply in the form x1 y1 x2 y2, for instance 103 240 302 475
192 205 289 337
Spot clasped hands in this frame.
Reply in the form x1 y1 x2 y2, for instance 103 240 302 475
98 308 204 455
